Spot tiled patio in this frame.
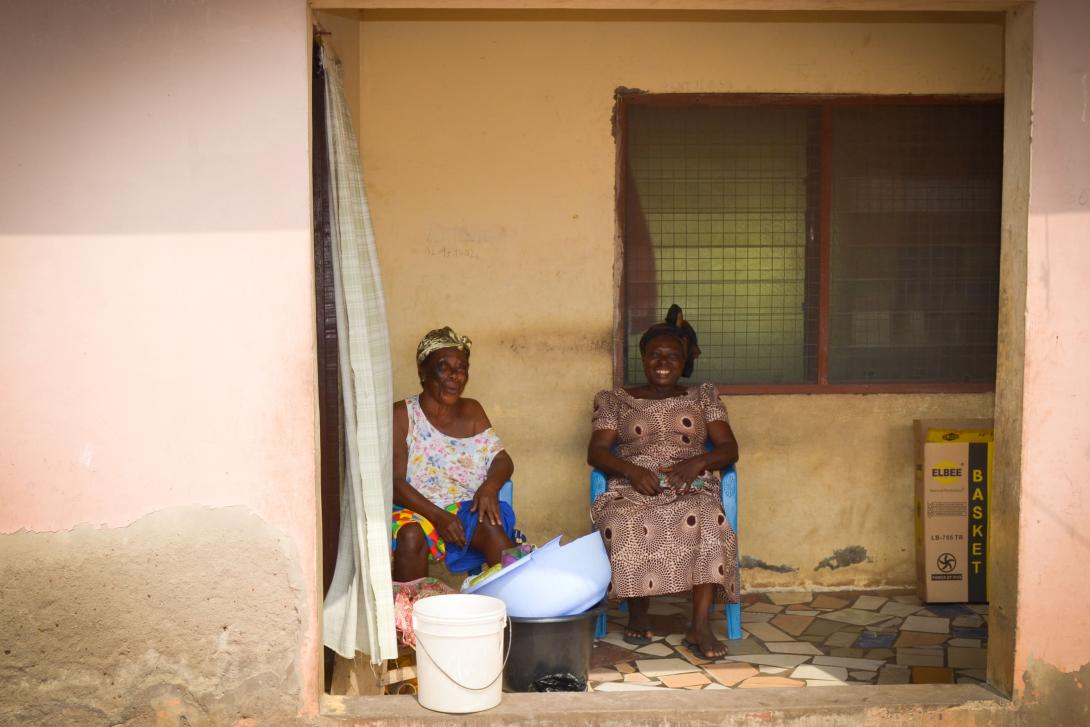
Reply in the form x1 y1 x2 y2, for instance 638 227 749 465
589 589 989 691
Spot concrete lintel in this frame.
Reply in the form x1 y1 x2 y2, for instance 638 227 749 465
314 1 1017 10
322 684 1013 726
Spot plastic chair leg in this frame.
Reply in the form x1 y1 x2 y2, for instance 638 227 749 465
595 611 607 639
725 601 743 640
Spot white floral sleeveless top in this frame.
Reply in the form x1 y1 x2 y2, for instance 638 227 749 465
404 395 506 508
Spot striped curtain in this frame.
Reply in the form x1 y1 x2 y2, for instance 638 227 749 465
318 37 398 663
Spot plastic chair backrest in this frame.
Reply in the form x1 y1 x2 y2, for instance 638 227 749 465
498 479 513 506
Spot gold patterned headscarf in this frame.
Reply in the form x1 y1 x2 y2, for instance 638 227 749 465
416 326 472 364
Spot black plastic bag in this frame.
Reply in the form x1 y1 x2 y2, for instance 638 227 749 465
529 673 587 692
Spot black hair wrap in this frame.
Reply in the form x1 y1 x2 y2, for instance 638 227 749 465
638 304 702 378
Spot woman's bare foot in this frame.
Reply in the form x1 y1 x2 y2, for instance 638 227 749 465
683 621 727 659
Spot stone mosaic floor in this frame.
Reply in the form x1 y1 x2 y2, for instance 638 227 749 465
589 589 989 691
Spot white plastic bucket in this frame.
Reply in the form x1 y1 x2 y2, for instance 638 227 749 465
412 594 508 713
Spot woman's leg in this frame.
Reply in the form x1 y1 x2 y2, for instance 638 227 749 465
469 519 514 566
626 596 652 642
392 523 430 582
685 583 727 658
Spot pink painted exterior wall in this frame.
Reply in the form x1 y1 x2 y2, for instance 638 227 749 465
0 0 320 716
1015 0 1090 686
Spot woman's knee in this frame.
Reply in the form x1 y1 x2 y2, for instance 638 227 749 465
396 523 429 557
472 519 513 548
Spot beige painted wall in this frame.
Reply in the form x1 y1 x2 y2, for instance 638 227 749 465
354 10 1001 588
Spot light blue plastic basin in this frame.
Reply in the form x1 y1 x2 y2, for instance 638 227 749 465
461 532 610 619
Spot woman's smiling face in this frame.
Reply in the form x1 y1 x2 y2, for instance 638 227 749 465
420 347 469 405
641 334 686 387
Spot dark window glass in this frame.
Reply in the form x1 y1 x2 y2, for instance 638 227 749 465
622 99 1001 390
828 105 1002 384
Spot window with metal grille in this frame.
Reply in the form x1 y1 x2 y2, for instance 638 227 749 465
619 95 1002 393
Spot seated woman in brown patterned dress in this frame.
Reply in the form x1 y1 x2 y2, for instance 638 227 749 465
587 305 740 659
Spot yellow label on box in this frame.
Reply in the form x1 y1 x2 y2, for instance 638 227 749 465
926 428 993 444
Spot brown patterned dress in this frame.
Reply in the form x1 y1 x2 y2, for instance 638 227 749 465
590 382 738 602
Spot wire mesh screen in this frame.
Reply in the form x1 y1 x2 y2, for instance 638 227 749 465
828 104 1002 384
624 105 820 385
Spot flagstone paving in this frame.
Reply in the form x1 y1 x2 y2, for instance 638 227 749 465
588 589 989 692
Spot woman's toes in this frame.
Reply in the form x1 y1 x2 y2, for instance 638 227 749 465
703 638 727 658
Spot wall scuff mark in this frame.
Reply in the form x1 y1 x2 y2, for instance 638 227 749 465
1021 656 1090 726
740 555 797 573
815 545 870 571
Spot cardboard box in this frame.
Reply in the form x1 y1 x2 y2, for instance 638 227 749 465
914 419 992 603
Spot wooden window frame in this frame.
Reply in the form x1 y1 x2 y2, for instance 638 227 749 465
613 92 1002 396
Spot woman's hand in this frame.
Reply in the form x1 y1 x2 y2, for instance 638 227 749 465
435 510 467 549
626 464 663 496
660 457 707 493
470 482 504 527
588 429 662 496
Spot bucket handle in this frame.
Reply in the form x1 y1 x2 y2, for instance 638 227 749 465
413 614 513 692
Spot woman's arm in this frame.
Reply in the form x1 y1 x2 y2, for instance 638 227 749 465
471 450 513 526
704 419 740 470
466 400 514 527
392 400 467 547
587 428 662 496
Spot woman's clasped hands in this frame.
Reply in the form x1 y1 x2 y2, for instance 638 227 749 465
625 457 708 497
661 456 708 494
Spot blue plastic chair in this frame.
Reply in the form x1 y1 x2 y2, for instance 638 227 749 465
590 463 742 641
498 479 513 507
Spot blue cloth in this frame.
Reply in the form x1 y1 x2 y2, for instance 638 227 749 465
444 500 522 574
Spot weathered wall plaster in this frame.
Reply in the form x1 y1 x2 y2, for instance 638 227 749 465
0 508 306 726
728 393 994 589
353 10 1001 588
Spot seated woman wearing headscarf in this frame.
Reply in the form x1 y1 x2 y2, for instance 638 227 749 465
587 305 740 659
391 326 521 583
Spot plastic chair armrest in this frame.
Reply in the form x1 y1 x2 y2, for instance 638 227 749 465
590 470 608 504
